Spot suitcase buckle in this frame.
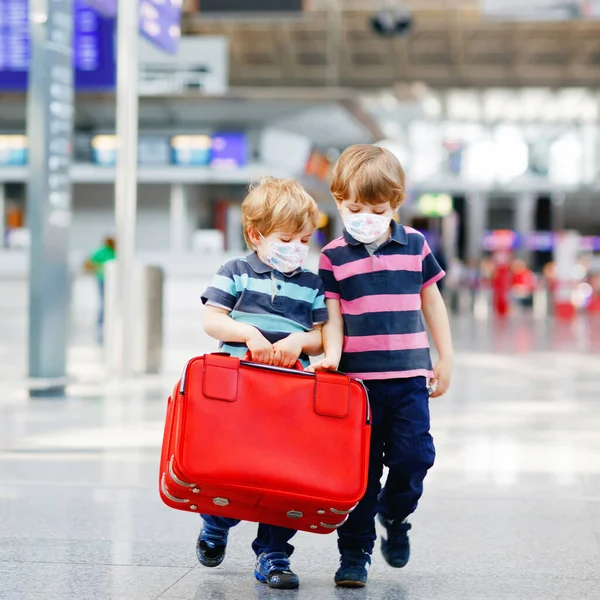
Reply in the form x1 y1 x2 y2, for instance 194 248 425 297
287 510 303 519
213 497 230 507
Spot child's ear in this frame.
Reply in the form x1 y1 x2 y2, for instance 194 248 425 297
247 227 261 246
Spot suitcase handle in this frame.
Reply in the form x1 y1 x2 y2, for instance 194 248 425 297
242 352 304 372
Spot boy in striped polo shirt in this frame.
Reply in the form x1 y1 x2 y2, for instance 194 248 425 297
313 145 453 588
197 177 328 590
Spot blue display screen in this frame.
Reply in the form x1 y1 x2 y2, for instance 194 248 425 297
0 0 116 90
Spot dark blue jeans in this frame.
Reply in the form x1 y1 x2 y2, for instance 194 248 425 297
201 515 297 557
97 277 105 328
338 377 436 556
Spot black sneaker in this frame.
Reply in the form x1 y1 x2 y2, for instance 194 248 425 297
254 552 300 590
378 514 411 568
334 551 371 588
196 524 228 568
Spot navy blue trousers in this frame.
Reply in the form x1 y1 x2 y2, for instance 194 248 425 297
201 515 297 557
338 377 436 555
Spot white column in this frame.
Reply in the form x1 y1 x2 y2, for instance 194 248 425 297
170 184 191 253
111 0 140 377
515 192 536 262
226 205 244 253
466 191 488 262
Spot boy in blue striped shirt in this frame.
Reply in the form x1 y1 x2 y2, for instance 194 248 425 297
197 177 328 590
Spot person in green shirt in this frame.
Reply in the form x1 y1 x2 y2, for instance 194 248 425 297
84 236 116 340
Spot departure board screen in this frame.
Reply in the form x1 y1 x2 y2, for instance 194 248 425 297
0 0 116 90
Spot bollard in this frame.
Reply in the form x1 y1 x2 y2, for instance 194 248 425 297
104 262 164 375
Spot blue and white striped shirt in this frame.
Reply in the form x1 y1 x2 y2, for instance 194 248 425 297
202 253 328 367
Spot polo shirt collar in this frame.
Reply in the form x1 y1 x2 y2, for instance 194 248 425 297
246 252 302 278
343 219 408 247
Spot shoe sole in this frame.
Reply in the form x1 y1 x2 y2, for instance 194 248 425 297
196 546 225 568
335 580 366 588
255 572 299 590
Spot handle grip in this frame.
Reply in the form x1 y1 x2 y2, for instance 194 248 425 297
242 352 304 371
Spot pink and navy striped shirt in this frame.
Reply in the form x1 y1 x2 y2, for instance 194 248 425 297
319 221 445 381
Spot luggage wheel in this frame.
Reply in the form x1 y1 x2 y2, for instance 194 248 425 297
168 456 196 488
161 474 189 504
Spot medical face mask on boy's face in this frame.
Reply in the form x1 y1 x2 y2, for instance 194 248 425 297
259 234 309 273
343 213 392 244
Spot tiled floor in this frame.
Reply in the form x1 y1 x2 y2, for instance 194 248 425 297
1 277 599 599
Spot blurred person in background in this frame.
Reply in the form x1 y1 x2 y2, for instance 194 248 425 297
84 235 116 341
491 252 512 318
511 259 536 309
465 259 482 310
444 257 465 313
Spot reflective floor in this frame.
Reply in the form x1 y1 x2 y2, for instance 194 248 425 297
1 277 600 599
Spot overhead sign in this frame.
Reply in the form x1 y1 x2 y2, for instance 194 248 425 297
139 36 229 96
199 0 303 12
139 0 182 55
82 0 117 17
0 135 28 166
417 193 453 217
211 132 248 169
170 133 248 167
0 0 116 90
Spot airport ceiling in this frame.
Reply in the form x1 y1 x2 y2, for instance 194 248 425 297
183 0 600 88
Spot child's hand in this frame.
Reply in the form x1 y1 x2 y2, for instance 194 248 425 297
272 334 303 369
245 330 274 364
429 357 453 398
306 356 340 373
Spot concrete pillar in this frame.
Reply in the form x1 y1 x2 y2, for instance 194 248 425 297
170 184 191 253
226 204 244 253
466 191 488 262
515 192 536 263
551 192 567 232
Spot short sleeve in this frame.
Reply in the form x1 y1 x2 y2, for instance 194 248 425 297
90 248 108 264
421 240 445 289
201 264 238 311
318 252 341 300
311 278 329 324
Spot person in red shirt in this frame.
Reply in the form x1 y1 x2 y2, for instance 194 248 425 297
511 259 536 308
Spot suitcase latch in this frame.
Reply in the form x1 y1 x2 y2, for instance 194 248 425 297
213 497 230 507
287 510 303 519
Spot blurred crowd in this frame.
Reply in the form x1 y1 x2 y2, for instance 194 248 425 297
441 254 600 318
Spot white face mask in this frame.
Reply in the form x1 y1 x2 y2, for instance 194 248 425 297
343 213 391 245
260 234 309 273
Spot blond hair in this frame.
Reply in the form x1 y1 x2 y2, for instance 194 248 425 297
331 144 406 209
242 177 319 250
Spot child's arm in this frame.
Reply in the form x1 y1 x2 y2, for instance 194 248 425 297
308 298 344 371
271 325 323 369
203 305 274 364
421 284 453 398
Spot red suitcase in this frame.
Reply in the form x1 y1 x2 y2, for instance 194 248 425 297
159 353 371 534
